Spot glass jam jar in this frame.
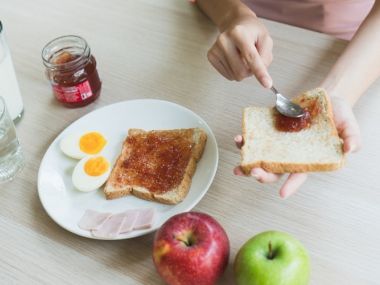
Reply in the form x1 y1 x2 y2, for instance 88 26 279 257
42 35 101 107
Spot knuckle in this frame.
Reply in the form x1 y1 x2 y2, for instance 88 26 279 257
251 64 263 76
229 25 244 37
207 53 216 64
217 33 227 45
207 49 215 60
244 50 256 64
206 50 212 60
234 70 247 81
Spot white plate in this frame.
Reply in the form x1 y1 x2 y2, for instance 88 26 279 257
38 99 218 240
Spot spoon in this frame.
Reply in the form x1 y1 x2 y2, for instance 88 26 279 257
270 86 305 118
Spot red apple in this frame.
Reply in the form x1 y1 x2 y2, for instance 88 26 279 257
153 212 230 285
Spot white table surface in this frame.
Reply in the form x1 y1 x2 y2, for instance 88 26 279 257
0 0 379 284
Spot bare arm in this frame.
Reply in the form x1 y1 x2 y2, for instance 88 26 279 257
322 1 380 106
197 0 254 31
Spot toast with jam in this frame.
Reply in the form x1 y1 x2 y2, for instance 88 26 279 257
240 88 345 174
104 128 207 204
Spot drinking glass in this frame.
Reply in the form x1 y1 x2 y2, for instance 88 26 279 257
0 96 24 183
0 21 24 121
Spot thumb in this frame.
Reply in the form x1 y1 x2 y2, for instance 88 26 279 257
332 96 362 154
343 133 362 154
339 115 362 154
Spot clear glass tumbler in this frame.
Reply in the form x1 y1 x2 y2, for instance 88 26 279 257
0 96 24 183
0 21 24 121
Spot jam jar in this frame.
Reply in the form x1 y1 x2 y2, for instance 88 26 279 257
42 35 101 107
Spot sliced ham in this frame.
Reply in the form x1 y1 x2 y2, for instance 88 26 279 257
119 210 140 234
79 208 156 238
78 209 112 231
91 212 126 238
133 208 155 230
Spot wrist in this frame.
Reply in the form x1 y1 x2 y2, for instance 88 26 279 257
326 91 356 108
322 87 355 111
218 2 256 32
320 78 356 107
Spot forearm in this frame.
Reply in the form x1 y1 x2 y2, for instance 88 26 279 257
196 0 255 31
321 1 380 106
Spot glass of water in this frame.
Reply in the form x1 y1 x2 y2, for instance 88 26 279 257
0 96 24 183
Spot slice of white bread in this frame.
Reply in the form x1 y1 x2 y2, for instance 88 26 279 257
104 128 207 204
240 88 344 174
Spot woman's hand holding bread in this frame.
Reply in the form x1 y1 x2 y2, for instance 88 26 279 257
196 0 380 198
233 95 361 199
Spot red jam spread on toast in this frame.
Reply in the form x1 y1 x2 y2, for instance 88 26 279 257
274 99 320 132
121 131 193 193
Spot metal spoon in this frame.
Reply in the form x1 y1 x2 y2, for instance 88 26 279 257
270 86 305 118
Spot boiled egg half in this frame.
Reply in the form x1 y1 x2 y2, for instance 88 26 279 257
60 131 107 159
72 155 111 192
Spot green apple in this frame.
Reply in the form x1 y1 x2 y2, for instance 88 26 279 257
234 231 310 285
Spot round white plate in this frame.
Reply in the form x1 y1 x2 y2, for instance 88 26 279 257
38 99 218 240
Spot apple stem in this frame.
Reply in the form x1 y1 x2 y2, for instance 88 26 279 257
268 241 273 260
175 234 195 247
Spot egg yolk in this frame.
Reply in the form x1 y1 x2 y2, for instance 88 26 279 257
79 132 107 154
84 157 110 176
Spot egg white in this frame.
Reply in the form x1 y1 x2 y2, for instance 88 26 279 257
72 155 111 192
60 132 107 159
60 133 87 159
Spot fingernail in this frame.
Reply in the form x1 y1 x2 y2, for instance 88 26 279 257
234 136 241 143
346 144 355 154
262 77 272 88
280 191 289 199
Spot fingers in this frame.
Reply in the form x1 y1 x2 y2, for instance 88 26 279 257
233 166 306 199
247 49 272 88
332 97 362 153
250 168 282 183
279 173 308 199
216 33 251 81
233 166 282 182
234 135 243 149
233 166 307 199
343 134 362 154
209 25 274 85
256 34 274 68
339 119 362 154
207 45 234 81
227 28 272 87
233 166 245 176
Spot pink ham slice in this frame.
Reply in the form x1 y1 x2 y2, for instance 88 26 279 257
78 210 112 231
119 210 139 234
79 208 156 238
133 208 155 230
91 212 126 238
